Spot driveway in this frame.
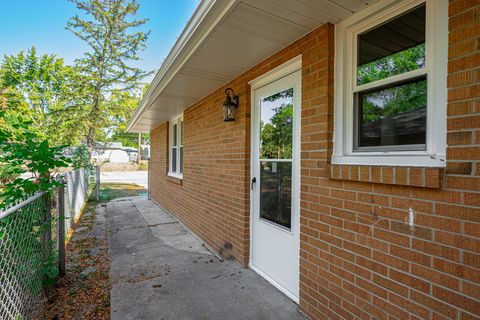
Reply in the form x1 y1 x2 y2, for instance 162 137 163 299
100 171 148 188
107 197 305 320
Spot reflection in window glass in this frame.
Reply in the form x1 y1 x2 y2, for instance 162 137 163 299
260 88 294 159
171 148 177 172
357 78 427 148
354 4 427 150
173 124 178 147
260 161 292 229
357 4 426 85
179 147 183 174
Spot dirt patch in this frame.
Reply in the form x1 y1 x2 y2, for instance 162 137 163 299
42 204 110 319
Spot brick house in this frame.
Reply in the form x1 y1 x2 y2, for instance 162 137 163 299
127 0 480 319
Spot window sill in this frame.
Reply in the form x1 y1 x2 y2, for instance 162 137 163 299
167 173 183 185
330 164 444 189
331 154 445 167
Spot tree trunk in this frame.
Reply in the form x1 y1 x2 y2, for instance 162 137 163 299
87 127 95 148
86 93 101 151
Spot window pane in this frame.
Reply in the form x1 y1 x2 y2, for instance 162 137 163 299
357 78 427 148
357 4 425 85
260 88 293 159
171 148 177 172
260 161 292 229
179 146 183 174
173 123 177 147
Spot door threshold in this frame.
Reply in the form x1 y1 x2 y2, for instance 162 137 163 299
249 263 299 304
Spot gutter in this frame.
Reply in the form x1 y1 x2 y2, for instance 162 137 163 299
127 0 240 132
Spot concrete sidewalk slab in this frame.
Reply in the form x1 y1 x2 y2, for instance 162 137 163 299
108 197 305 320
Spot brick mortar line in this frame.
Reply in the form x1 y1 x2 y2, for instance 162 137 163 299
447 97 480 103
447 74 480 82
448 7 480 17
447 114 480 120
447 145 479 149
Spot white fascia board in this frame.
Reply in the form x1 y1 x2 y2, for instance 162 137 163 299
127 0 240 132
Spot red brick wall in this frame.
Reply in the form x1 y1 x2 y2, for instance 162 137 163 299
298 2 480 320
149 87 251 265
150 1 479 318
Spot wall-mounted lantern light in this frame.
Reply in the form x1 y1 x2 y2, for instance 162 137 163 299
222 88 238 122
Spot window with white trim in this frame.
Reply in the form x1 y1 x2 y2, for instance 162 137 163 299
169 115 183 178
333 0 448 167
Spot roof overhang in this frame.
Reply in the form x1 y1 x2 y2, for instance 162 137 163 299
127 0 377 133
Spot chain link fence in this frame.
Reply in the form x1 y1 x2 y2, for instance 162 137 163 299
61 166 99 236
0 165 99 320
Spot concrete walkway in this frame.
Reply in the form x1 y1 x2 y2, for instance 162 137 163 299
107 196 305 320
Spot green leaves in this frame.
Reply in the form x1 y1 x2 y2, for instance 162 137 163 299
0 47 89 146
66 0 152 146
0 1 152 150
357 44 426 86
0 113 71 209
71 145 90 169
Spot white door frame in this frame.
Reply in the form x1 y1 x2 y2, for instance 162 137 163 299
248 56 302 302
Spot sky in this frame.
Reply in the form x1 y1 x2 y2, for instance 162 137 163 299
0 0 199 81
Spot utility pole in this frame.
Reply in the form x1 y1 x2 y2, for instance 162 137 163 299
137 132 142 164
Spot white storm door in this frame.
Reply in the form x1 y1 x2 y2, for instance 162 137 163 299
250 70 301 302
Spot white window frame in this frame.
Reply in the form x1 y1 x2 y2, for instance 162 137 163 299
168 114 183 179
332 0 448 167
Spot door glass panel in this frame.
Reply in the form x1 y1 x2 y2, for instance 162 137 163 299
260 161 292 229
260 88 293 160
259 88 294 229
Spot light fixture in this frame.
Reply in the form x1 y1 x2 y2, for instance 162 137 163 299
222 88 238 122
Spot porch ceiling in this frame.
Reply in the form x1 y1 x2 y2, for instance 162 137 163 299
127 0 377 133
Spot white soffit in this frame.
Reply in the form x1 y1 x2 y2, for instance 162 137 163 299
128 0 377 133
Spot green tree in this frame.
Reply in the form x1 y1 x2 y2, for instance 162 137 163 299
357 44 425 86
0 47 88 145
357 44 427 124
104 89 145 147
66 0 152 148
0 111 70 207
261 103 293 159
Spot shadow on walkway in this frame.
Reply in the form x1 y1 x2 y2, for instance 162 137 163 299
107 196 305 320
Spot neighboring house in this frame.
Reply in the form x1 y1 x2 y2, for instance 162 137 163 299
122 147 139 162
92 142 125 162
92 142 146 163
127 1 479 319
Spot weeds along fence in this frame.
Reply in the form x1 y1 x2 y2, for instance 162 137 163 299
0 165 100 320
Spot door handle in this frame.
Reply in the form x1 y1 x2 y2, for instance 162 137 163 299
251 177 256 190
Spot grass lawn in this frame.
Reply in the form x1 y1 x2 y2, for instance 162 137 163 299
99 183 147 202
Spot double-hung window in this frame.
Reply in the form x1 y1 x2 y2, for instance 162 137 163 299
333 0 448 167
169 115 183 178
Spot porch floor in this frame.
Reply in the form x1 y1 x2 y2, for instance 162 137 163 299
107 196 305 320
